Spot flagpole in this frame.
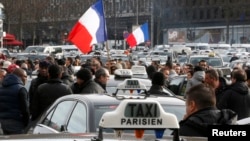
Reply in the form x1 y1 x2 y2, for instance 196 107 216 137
105 41 111 60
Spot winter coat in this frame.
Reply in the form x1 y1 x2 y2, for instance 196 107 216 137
67 64 75 76
28 74 48 107
94 79 107 93
31 79 72 120
71 79 105 94
0 74 30 126
178 107 237 137
217 81 250 120
185 71 205 94
148 85 169 96
61 71 74 86
215 77 228 105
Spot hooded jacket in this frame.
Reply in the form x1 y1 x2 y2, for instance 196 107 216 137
0 74 30 126
217 81 250 120
185 71 205 94
179 107 237 137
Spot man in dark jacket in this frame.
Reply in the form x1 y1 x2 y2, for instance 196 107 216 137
57 59 74 86
204 69 226 104
178 84 237 137
0 68 30 134
94 67 109 93
217 69 250 120
148 72 169 96
65 57 75 76
71 68 105 94
31 64 72 121
29 60 51 117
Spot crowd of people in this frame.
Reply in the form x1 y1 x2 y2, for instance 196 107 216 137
0 52 250 137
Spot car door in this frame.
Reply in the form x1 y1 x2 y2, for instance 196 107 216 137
66 102 88 133
32 100 76 134
169 76 186 96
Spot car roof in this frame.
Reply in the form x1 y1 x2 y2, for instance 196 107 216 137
51 94 121 106
107 75 151 87
0 132 208 141
189 54 220 58
50 94 184 106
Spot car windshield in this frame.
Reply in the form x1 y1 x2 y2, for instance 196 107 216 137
150 51 170 56
178 56 187 63
222 56 232 63
190 57 223 67
94 104 185 135
24 46 45 53
197 46 209 50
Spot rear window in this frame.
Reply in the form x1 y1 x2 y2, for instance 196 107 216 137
189 57 223 67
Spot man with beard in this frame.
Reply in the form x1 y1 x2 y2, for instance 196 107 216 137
29 60 51 120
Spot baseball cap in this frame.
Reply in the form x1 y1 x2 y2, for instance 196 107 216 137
7 64 20 73
2 61 12 69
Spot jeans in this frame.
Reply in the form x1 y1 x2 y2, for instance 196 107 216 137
0 119 25 135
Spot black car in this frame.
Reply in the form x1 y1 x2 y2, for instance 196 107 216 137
168 75 187 97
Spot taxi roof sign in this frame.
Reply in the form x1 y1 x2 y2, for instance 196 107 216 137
114 69 133 78
113 79 149 98
99 99 179 129
116 79 147 90
131 65 147 75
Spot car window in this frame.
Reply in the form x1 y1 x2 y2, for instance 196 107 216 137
179 81 187 96
67 102 87 133
53 47 62 54
169 77 185 95
189 57 223 67
94 105 117 132
161 104 185 135
42 101 75 131
24 46 45 53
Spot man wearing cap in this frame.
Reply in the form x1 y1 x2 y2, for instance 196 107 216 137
1 61 12 72
7 64 20 74
71 68 105 94
29 60 51 120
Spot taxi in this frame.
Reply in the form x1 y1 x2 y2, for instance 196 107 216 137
28 79 186 136
187 53 224 68
1 81 207 141
107 68 176 97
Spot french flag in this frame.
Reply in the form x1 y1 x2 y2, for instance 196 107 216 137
68 0 107 54
126 22 149 48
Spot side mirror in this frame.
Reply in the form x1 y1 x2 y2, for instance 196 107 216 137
60 125 67 132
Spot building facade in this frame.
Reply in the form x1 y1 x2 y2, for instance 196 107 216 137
0 0 249 47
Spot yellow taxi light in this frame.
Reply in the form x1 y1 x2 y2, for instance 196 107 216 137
208 52 215 57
